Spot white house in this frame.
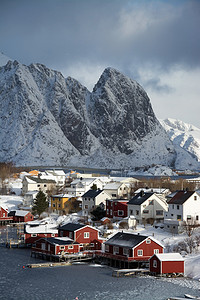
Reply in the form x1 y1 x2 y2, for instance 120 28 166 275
103 182 129 199
164 190 200 233
22 176 56 195
127 191 168 224
42 170 66 186
66 178 104 197
82 189 111 217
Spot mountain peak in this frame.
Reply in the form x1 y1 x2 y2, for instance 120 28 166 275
0 52 13 67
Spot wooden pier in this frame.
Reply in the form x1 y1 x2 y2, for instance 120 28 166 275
112 268 150 277
27 261 72 268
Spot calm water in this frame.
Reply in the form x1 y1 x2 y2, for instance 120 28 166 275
0 247 200 300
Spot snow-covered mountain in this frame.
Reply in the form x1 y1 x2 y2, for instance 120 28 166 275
160 118 200 170
0 57 198 169
0 52 13 66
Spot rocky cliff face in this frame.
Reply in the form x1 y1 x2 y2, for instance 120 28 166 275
0 60 177 168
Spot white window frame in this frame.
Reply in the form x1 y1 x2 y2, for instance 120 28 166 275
137 249 143 256
123 248 129 256
154 249 159 254
113 246 119 254
105 244 109 252
146 239 151 244
118 210 124 216
90 243 94 247
60 246 65 250
68 245 73 249
84 232 90 238
31 234 37 237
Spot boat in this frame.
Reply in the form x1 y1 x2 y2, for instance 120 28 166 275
184 295 200 299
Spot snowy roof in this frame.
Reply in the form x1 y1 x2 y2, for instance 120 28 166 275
25 175 56 184
128 193 153 205
0 203 8 211
104 182 123 190
153 253 184 261
134 188 169 194
51 194 71 198
25 224 58 234
11 210 30 217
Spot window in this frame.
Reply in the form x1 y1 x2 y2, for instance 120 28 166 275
118 210 124 216
196 216 199 221
113 246 119 254
107 209 109 214
58 204 61 208
177 205 179 210
123 248 129 256
149 200 154 205
3 213 5 217
172 205 174 209
143 210 149 214
130 210 133 214
41 243 46 250
146 239 151 244
60 246 65 250
68 245 73 249
110 209 112 216
156 210 163 216
136 210 139 215
112 194 117 197
153 260 157 268
177 215 181 220
171 214 174 217
31 234 37 237
69 232 73 239
90 243 94 247
85 205 88 209
143 205 146 208
84 232 90 238
51 234 55 237
44 184 47 187
187 215 191 220
137 249 143 256
154 249 159 254
48 244 51 251
105 244 109 252
37 184 40 187
194 196 197 200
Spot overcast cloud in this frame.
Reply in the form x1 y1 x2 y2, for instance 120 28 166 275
0 0 200 127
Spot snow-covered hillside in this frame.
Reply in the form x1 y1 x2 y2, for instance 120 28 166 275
161 118 200 170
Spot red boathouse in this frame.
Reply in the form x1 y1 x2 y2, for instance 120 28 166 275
149 253 184 275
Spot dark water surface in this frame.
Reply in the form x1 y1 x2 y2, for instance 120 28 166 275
0 247 200 300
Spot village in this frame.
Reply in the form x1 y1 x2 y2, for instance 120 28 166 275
1 166 200 286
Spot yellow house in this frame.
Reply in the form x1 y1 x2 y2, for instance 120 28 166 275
50 194 71 211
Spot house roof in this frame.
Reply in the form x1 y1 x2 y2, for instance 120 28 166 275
58 222 85 232
128 193 153 205
168 191 195 205
104 232 147 248
153 253 184 261
82 189 103 198
9 210 30 217
41 237 78 245
25 175 56 184
104 182 123 190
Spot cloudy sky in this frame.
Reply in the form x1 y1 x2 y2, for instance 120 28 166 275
1 0 200 127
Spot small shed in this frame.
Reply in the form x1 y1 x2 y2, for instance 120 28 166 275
149 253 184 275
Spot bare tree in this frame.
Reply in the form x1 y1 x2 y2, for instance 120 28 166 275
0 162 14 194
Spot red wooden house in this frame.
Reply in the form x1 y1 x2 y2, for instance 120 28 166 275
58 223 104 250
103 232 164 262
149 253 184 275
8 210 34 223
32 237 80 256
23 223 58 245
0 205 13 225
106 199 128 219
